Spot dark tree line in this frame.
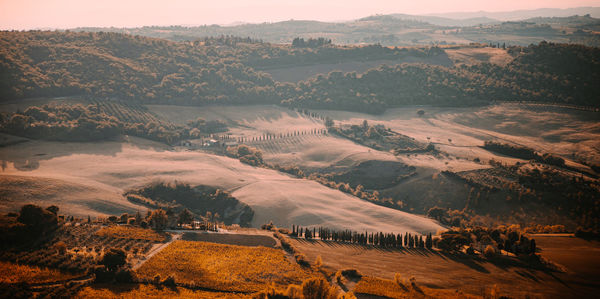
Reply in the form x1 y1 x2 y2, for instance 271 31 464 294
290 225 433 249
125 181 254 227
482 141 565 167
292 37 332 48
288 224 536 256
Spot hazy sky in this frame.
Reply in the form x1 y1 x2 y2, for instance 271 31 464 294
1 0 599 29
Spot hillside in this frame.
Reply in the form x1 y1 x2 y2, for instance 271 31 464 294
2 31 599 114
0 137 444 234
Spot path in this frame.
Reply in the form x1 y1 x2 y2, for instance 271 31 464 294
132 232 181 270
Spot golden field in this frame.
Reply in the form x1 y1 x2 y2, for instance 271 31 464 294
95 225 168 242
135 240 315 292
0 261 80 284
75 284 248 299
354 276 480 299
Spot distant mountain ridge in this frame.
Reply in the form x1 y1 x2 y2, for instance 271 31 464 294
427 7 600 21
69 7 600 47
385 14 500 27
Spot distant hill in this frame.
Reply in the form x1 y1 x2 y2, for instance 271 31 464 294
387 14 499 27
72 8 600 47
428 7 600 21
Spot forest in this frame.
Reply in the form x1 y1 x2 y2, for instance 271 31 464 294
124 181 254 227
1 31 599 114
0 103 192 143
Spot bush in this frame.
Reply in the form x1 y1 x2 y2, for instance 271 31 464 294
115 268 137 283
466 246 476 255
285 284 303 299
301 277 338 299
162 275 176 288
314 255 323 269
484 245 496 258
93 266 113 283
252 283 289 299
54 241 67 255
294 254 310 267
153 274 161 285
100 248 127 271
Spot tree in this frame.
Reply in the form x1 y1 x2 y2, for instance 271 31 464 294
46 205 59 215
100 248 127 271
17 204 57 234
301 277 338 299
427 206 447 222
149 209 168 230
324 117 334 128
54 241 67 255
425 233 433 249
135 211 142 225
177 209 194 226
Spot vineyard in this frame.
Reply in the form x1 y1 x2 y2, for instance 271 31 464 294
246 132 329 155
89 99 167 125
75 284 248 298
135 240 315 293
0 261 80 284
0 224 167 276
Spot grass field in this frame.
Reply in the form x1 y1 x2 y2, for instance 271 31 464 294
0 261 80 284
96 226 168 242
289 238 600 298
0 138 443 234
135 240 315 292
534 235 600 291
75 283 248 299
353 276 480 299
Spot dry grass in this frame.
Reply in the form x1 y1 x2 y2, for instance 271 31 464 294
135 240 315 292
75 283 248 298
96 225 168 242
0 261 80 284
354 276 480 299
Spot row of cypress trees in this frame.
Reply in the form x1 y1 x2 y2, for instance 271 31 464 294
290 225 434 249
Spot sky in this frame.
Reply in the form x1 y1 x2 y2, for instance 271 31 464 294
1 0 599 29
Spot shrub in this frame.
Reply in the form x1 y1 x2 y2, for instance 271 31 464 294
285 284 303 299
294 254 310 267
484 245 496 258
162 275 176 288
466 246 476 255
314 255 323 269
301 277 338 299
100 248 127 271
252 283 288 299
93 266 113 283
115 268 137 283
54 241 67 255
17 204 58 234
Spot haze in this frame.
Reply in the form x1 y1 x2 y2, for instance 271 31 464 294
1 0 599 29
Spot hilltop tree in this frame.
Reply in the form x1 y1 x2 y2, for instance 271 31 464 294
149 209 168 230
177 209 194 226
17 204 58 235
100 248 127 271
